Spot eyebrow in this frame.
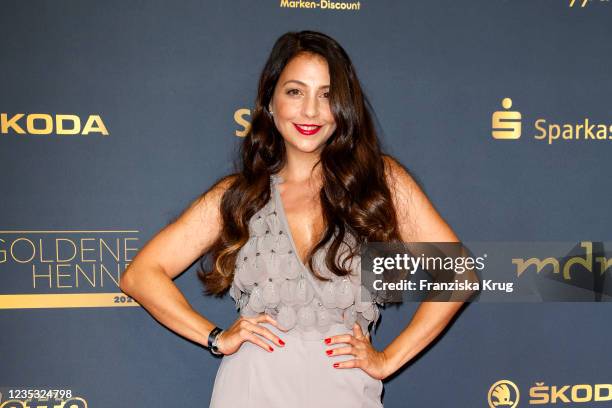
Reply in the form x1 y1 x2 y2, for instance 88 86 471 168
282 80 330 89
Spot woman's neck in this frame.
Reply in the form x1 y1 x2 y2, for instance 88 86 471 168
279 149 324 187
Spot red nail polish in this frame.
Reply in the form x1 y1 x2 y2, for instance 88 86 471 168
326 350 333 355
279 339 285 346
269 346 274 352
324 338 331 344
333 363 339 368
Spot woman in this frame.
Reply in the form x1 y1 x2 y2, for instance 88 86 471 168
120 30 465 407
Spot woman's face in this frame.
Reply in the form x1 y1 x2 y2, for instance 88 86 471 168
269 52 337 155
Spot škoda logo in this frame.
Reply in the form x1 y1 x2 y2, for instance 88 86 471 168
488 380 520 408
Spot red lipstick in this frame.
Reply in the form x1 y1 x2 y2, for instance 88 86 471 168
293 123 322 136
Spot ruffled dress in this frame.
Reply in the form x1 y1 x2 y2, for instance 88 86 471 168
209 174 384 408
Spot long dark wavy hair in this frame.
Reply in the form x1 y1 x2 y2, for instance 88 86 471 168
197 30 404 296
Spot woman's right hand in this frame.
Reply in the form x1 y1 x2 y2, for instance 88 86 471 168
215 314 286 355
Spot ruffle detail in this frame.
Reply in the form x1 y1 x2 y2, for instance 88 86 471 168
230 175 381 336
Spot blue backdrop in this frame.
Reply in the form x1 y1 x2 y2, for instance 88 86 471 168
1 1 611 406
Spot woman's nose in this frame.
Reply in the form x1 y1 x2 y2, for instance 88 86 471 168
302 95 319 118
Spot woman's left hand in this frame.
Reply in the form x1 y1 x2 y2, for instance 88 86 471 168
324 323 390 380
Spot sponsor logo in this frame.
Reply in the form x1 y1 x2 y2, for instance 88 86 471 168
491 99 612 144
491 98 521 140
489 380 612 405
1 113 109 136
488 380 520 408
279 0 361 11
0 229 140 309
512 241 612 280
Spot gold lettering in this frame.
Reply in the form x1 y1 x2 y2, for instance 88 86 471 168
56 264 73 288
80 238 96 262
100 263 121 287
124 237 139 262
234 108 251 137
56 238 78 263
82 114 109 135
27 113 53 134
551 385 570 403
101 238 121 262
32 263 52 288
1 113 26 133
56 114 82 135
594 384 612 401
529 382 549 404
562 241 592 280
512 257 559 277
11 238 36 263
76 263 96 288
534 119 546 140
0 238 5 263
571 384 592 402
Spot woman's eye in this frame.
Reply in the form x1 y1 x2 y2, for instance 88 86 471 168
287 89 301 96
322 92 330 98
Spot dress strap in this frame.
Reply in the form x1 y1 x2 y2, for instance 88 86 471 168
270 173 284 185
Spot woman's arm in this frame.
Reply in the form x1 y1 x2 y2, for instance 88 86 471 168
119 175 235 347
379 155 466 378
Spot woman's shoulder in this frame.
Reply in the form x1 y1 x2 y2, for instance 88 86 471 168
200 173 239 201
381 154 421 195
182 173 239 222
381 154 459 242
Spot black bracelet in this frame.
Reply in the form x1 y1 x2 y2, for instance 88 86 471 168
207 326 223 353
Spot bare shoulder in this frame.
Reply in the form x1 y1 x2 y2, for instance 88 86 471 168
382 154 419 197
186 173 237 216
381 154 424 219
171 173 238 248
381 154 459 242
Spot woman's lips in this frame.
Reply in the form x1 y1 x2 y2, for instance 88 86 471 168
293 123 322 136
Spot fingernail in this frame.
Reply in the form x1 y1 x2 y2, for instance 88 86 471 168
326 350 333 356
279 339 285 346
324 338 331 344
333 363 339 368
269 346 274 352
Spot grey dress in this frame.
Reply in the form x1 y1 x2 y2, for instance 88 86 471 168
209 174 384 408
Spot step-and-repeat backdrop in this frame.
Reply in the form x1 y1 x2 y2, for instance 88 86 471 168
1 1 611 407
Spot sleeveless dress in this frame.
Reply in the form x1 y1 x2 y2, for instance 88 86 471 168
209 174 384 408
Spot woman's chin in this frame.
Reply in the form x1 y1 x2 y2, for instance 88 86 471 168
287 139 326 154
